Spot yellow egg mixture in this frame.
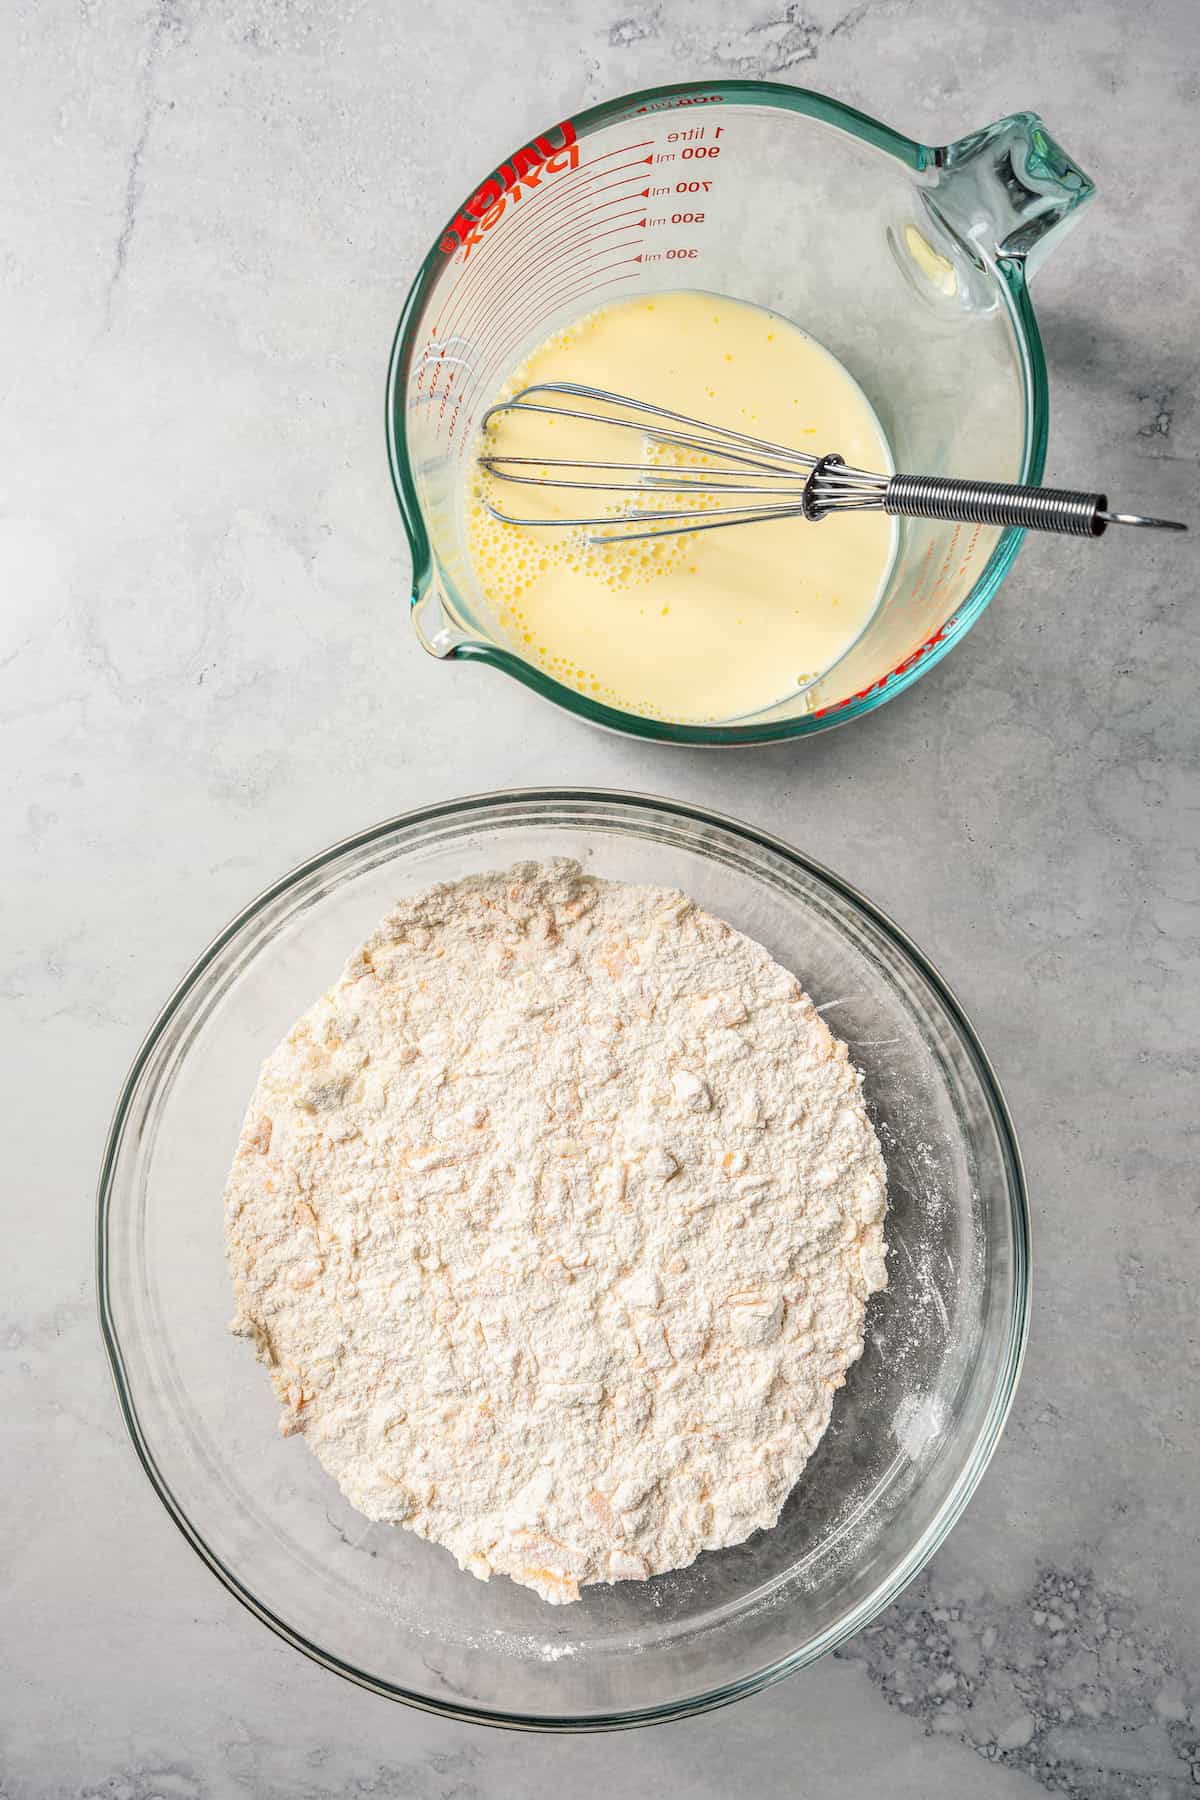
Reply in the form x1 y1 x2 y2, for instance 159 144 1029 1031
466 290 896 723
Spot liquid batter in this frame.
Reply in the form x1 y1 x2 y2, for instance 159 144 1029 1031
466 291 896 724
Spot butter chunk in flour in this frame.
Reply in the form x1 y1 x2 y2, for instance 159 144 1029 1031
224 859 888 1604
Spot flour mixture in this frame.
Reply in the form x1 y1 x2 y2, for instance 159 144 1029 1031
224 860 888 1604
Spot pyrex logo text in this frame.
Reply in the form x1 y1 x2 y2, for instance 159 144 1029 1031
439 122 580 259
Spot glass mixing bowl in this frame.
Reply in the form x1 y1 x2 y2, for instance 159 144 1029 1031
98 792 1029 1728
387 81 1093 743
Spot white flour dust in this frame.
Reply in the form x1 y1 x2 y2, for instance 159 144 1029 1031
224 860 888 1603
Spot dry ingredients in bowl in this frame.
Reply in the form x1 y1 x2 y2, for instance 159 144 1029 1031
224 860 888 1604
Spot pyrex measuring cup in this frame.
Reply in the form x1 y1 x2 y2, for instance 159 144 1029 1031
386 81 1094 745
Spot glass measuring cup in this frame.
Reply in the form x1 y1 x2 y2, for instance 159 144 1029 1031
386 81 1094 744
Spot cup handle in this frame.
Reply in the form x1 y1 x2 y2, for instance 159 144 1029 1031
926 111 1095 278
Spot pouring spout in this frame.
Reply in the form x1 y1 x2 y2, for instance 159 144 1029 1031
411 578 470 660
926 111 1096 278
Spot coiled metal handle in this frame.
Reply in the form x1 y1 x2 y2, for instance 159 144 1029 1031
885 473 1105 535
477 383 1187 542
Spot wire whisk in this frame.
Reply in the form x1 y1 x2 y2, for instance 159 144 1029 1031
478 383 1186 544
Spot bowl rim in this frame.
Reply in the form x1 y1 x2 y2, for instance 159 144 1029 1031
385 78 1049 746
97 787 1031 1729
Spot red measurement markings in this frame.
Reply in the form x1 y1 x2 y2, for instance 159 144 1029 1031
424 206 649 430
930 524 963 602
459 217 647 371
417 191 647 412
420 189 647 417
430 143 654 342
446 259 644 444
630 94 724 113
449 248 645 436
430 166 653 380
433 185 650 377
431 152 651 358
423 175 653 420
445 271 639 447
416 136 662 436
445 205 647 370
458 237 644 390
955 523 984 578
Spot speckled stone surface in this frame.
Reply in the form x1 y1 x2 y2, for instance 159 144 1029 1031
3 0 1198 1793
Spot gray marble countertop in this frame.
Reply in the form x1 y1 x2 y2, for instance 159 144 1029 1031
3 0 1197 1793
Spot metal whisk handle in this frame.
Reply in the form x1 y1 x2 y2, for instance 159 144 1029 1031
884 475 1116 536
478 386 1187 541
